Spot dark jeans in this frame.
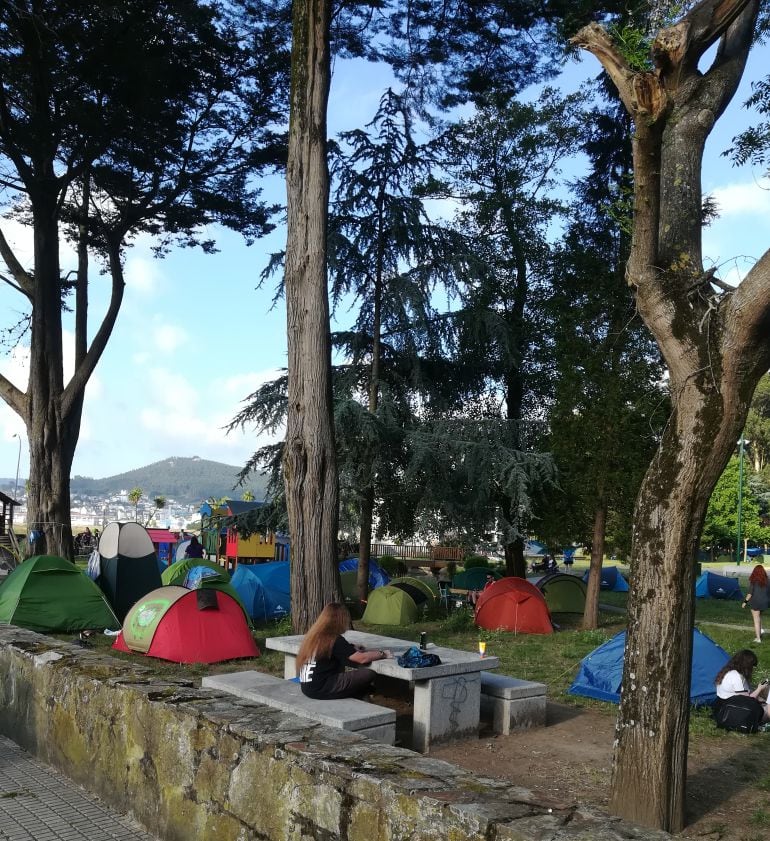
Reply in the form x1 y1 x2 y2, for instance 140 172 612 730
303 668 375 700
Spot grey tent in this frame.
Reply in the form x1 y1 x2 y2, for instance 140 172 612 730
97 522 163 620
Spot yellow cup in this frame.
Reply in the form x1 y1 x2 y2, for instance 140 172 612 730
478 640 487 657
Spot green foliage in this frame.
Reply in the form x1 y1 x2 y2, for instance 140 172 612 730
606 24 652 72
440 608 476 633
463 555 490 569
702 456 764 550
377 555 407 576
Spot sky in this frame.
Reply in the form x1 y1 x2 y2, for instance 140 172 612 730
1 38 769 485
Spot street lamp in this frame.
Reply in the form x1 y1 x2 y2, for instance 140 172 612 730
736 438 750 564
12 432 21 501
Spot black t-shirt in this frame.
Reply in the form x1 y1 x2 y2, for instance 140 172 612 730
298 636 356 697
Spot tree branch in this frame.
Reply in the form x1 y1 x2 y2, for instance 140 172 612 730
0 369 27 417
0 228 33 299
723 247 770 371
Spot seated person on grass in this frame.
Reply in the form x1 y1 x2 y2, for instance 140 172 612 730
714 649 770 722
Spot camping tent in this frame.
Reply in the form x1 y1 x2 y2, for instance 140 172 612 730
568 627 728 705
452 567 502 591
338 557 390 589
390 575 438 600
112 585 260 663
175 539 192 562
695 571 743 600
475 577 553 634
536 573 587 613
230 561 291 621
362 582 428 625
162 557 230 586
581 566 629 592
0 554 120 632
97 522 163 620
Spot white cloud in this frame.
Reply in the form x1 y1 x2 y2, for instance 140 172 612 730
220 368 284 398
153 324 188 353
710 178 770 218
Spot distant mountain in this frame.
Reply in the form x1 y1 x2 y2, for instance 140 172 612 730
70 456 269 504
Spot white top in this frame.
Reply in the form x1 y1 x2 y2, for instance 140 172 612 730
716 669 751 699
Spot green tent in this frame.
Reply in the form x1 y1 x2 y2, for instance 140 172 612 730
0 555 120 632
452 567 502 591
161 557 230 586
536 573 586 613
339 570 360 603
362 584 422 625
389 576 438 602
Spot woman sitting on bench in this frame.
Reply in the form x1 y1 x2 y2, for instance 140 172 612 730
297 603 393 700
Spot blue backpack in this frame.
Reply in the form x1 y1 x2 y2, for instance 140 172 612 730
396 646 441 668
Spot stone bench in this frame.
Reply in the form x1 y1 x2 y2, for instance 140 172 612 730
201 670 396 745
479 672 547 735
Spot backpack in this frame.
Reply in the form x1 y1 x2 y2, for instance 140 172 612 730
396 646 442 668
714 695 765 733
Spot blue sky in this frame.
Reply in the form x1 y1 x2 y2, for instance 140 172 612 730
1 42 769 484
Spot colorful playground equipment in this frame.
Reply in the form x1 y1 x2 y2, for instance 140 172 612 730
199 500 289 570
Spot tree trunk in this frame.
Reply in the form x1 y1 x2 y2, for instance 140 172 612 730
582 503 606 630
574 1 770 830
283 0 341 632
504 537 527 578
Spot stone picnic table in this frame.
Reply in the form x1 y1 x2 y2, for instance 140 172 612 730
265 629 499 753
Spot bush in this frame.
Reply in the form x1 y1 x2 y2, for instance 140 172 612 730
377 554 407 576
441 608 476 632
463 555 490 569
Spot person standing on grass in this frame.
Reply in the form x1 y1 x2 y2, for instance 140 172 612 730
297 603 393 700
742 565 769 643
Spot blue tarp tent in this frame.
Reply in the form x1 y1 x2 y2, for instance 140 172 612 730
338 557 390 590
582 566 629 592
569 628 729 705
695 571 743 600
231 561 290 621
747 547 765 558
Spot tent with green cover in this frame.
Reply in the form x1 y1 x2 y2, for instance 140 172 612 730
362 583 427 625
389 576 438 602
452 567 502 591
536 573 587 613
161 557 230 586
0 554 120 632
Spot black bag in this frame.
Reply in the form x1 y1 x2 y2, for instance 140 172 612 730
396 646 441 668
714 695 765 733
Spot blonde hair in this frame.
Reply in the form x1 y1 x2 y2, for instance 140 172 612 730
296 603 352 671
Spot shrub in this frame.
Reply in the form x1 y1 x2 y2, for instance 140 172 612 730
463 555 490 569
377 554 407 576
441 608 476 632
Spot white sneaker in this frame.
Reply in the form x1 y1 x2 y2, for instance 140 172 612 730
754 637 763 643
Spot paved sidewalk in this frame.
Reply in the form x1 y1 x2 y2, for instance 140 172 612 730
0 736 158 841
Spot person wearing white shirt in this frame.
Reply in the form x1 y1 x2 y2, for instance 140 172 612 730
715 649 770 723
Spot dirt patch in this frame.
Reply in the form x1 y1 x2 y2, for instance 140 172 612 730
409 701 770 840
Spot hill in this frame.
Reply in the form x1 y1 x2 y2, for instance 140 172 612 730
70 456 269 504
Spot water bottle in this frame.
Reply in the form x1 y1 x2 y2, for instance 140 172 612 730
420 632 427 650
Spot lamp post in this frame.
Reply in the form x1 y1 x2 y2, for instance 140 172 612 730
736 438 750 564
12 432 21 501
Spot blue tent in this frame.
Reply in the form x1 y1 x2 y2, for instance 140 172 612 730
582 566 629 592
747 547 765 558
525 540 547 556
695 571 743 600
338 557 390 590
231 561 290 621
569 628 729 705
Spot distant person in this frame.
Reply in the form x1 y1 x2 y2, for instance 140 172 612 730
742 565 769 643
469 574 496 607
184 535 205 559
297 603 392 700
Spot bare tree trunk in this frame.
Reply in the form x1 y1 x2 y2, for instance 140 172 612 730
504 537 527 578
574 0 770 830
284 0 341 633
582 503 606 630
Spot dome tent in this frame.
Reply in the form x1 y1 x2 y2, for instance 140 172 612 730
339 557 390 590
452 567 502 591
362 583 428 625
389 575 438 601
162 557 230 586
231 561 290 621
581 566 629 592
97 522 163 620
0 555 120 632
475 577 553 635
112 585 259 664
694 571 743 600
536 573 587 613
568 627 729 705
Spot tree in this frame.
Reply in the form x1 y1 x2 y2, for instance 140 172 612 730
283 0 342 633
746 374 770 473
145 496 167 527
572 0 770 829
127 488 143 522
0 1 286 558
702 456 763 554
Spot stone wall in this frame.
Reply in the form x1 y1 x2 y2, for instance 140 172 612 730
0 627 669 841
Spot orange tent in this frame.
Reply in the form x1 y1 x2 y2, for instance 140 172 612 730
474 577 553 635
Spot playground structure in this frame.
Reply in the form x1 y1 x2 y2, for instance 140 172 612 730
200 500 289 570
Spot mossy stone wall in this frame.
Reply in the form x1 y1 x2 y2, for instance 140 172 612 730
0 627 669 840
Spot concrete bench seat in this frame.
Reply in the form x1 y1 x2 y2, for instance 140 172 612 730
479 672 547 735
201 670 396 745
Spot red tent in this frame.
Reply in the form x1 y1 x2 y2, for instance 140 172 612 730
112 585 260 663
475 577 553 635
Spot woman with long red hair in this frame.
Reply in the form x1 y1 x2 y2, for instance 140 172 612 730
296 603 393 700
743 565 769 643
